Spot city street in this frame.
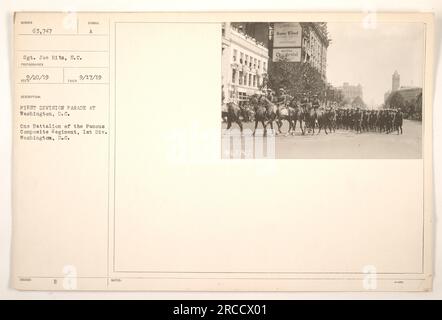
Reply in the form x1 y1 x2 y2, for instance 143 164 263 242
221 119 422 159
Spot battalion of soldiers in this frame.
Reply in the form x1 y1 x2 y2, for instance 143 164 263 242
222 86 404 136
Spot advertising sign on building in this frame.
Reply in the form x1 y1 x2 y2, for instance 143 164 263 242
273 22 302 47
272 48 302 62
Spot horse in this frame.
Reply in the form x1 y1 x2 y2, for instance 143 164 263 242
275 101 292 135
303 102 319 134
221 103 228 122
225 101 243 133
287 99 305 135
315 107 329 135
263 97 278 135
249 95 278 136
249 95 268 136
240 104 254 122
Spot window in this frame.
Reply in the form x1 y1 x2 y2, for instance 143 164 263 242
240 52 244 64
258 60 261 70
245 54 248 66
254 58 257 68
233 49 237 62
232 69 236 83
244 73 247 86
253 75 256 87
239 71 243 85
249 74 252 86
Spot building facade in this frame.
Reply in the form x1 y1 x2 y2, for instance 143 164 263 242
221 23 269 104
392 70 400 92
384 71 422 108
395 87 422 102
301 22 328 79
270 22 328 80
385 86 422 108
338 82 363 104
230 22 329 81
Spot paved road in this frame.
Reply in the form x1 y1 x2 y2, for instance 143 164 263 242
221 119 422 159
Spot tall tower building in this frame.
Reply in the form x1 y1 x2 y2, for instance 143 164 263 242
392 70 400 92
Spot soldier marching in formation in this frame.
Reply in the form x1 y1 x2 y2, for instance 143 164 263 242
334 108 403 134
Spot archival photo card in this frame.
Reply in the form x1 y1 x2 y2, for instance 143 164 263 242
12 12 433 292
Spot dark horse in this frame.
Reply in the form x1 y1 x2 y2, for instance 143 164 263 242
225 102 243 133
303 102 329 135
249 95 278 136
303 102 317 134
275 101 292 135
315 107 329 135
287 98 305 135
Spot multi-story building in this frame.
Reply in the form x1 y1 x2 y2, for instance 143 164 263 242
384 71 422 107
385 86 422 107
300 22 329 79
395 87 422 102
338 82 363 104
229 22 329 81
221 23 269 104
392 70 400 92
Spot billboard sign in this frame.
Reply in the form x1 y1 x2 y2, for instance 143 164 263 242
272 48 302 62
273 22 302 47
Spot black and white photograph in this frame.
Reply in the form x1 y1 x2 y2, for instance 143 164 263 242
221 22 424 159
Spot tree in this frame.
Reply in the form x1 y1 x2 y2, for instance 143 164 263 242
388 91 405 110
335 90 344 105
301 63 326 100
415 93 422 120
404 100 415 118
267 58 326 100
329 88 344 105
342 97 351 106
351 96 366 108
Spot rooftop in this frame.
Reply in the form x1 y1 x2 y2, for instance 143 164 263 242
229 26 268 51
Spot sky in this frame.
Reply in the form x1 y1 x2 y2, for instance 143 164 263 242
326 22 425 107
